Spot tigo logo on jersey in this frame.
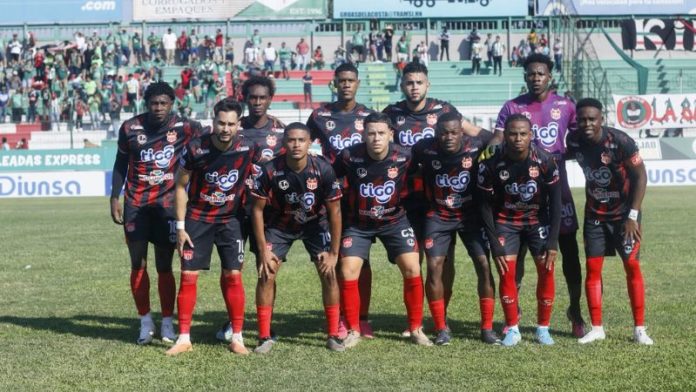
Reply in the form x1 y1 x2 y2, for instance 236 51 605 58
387 167 399 179
435 172 470 192
504 180 538 201
360 181 396 204
166 130 177 143
206 169 239 191
398 128 435 146
329 133 362 151
583 166 612 187
306 178 318 190
531 122 559 148
140 145 175 168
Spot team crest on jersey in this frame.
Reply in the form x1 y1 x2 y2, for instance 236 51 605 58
550 108 562 121
166 130 177 143
354 119 364 131
529 166 539 178
387 167 399 179
426 113 437 126
357 168 368 178
279 180 290 190
601 152 611 165
397 116 406 126
424 238 434 249
521 111 532 120
266 134 277 147
342 237 353 248
326 120 336 131
462 157 473 169
182 249 194 261
432 160 442 170
137 134 147 145
499 170 510 181
306 178 318 190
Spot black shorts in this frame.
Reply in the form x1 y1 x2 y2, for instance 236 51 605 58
423 217 488 259
123 203 176 247
583 218 641 260
180 216 245 271
265 225 330 262
496 222 550 258
340 216 418 264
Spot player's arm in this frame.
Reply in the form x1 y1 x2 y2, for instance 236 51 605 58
461 118 483 137
544 179 562 271
318 198 342 277
110 150 128 224
251 195 277 281
174 167 193 256
624 153 647 243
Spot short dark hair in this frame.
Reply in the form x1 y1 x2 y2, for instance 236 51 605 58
504 113 532 130
242 76 275 99
576 97 603 112
436 111 462 128
523 53 554 73
403 62 429 77
213 98 243 118
364 112 393 129
283 122 311 137
144 81 175 103
334 63 359 78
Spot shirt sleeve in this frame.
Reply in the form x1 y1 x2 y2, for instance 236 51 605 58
320 160 342 201
476 158 495 193
181 142 194 171
618 131 641 167
117 123 129 154
251 165 272 200
495 102 511 131
543 156 561 186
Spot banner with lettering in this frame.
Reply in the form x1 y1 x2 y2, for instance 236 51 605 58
621 18 696 51
613 94 696 130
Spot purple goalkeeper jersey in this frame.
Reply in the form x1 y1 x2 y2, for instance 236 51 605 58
496 92 578 233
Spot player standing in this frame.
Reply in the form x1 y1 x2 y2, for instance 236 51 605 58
251 123 344 353
335 113 433 348
110 82 202 345
307 63 376 338
166 99 261 356
382 62 461 333
565 98 653 345
411 112 500 345
494 53 585 336
477 114 561 346
216 75 286 342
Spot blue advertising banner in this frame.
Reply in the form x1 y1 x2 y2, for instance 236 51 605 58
333 0 527 19
537 0 696 16
0 0 126 24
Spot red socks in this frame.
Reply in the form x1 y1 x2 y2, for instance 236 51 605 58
221 273 245 333
585 256 604 326
479 297 495 330
177 273 198 334
403 276 424 331
340 279 360 332
623 252 646 326
535 260 555 327
324 304 340 337
158 271 176 318
499 258 519 327
428 299 446 331
256 305 273 340
358 265 372 319
130 268 150 316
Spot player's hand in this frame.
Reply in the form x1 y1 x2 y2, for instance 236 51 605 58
316 251 338 278
258 250 280 281
110 197 123 224
177 230 194 257
494 255 509 275
542 249 558 271
623 219 642 243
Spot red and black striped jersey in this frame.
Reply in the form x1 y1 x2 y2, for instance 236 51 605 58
566 126 641 222
382 98 460 209
181 133 262 223
239 115 286 162
412 130 493 222
306 102 375 164
252 154 342 232
334 142 413 230
477 144 560 226
117 113 203 208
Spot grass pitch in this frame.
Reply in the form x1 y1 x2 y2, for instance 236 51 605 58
0 187 694 391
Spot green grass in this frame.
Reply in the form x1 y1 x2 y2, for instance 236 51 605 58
0 188 694 391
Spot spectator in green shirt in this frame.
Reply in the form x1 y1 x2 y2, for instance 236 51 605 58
278 42 291 80
147 32 160 60
351 27 366 63
119 29 131 66
132 32 143 66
